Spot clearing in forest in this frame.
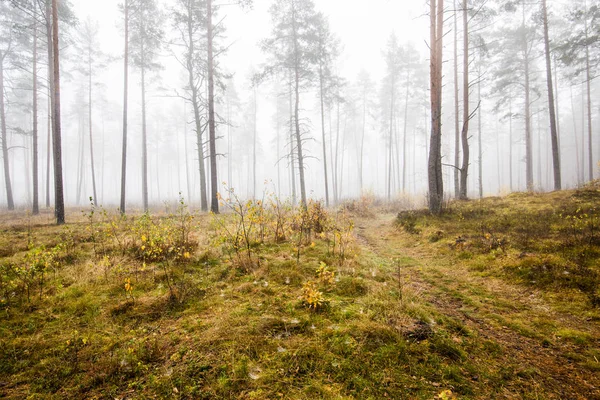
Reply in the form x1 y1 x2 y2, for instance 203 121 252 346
0 187 599 399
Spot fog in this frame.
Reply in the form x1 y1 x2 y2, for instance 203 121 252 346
0 0 598 213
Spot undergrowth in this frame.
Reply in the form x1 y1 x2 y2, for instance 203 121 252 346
394 184 600 307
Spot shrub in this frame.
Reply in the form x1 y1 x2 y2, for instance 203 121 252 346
394 211 421 234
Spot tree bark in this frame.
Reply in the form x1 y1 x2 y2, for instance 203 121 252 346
359 86 366 194
76 114 84 205
402 66 410 193
318 62 329 206
570 86 581 185
459 0 469 200
253 85 257 199
288 75 296 205
88 37 98 205
584 0 593 181
45 0 53 209
509 96 513 191
0 58 13 211
294 66 306 207
522 1 533 191
141 68 148 211
387 74 394 201
477 62 483 199
453 0 460 199
542 0 561 190
52 0 65 224
428 0 444 214
120 0 129 214
207 0 219 213
32 4 39 215
185 6 207 211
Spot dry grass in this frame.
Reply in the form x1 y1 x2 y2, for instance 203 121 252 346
0 189 599 399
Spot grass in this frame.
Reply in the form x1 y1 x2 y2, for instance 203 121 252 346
0 187 599 398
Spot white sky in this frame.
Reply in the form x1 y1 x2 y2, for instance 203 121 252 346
71 0 430 87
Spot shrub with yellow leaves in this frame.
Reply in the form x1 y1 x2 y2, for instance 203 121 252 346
301 281 325 310
316 262 335 287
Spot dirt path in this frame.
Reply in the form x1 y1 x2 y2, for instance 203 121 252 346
356 213 600 400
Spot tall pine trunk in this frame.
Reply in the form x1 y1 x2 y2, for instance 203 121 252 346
453 0 460 198
541 0 561 190
318 62 329 206
253 86 257 199
207 0 219 213
141 66 148 212
387 76 394 201
570 86 581 185
402 67 410 192
51 0 65 224
45 0 53 209
288 75 296 205
584 0 593 181
428 0 444 214
522 1 533 191
477 62 483 198
32 5 39 215
186 8 207 211
509 97 513 191
0 58 13 211
120 0 129 214
294 67 306 207
359 89 366 194
88 43 98 205
291 2 306 207
76 114 84 205
459 0 469 200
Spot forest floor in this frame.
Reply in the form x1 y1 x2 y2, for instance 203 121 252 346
0 185 599 399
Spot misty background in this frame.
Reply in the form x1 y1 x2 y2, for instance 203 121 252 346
0 0 597 211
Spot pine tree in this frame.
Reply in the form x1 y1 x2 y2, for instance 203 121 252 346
260 0 321 208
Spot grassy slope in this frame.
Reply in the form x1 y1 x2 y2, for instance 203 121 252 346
0 187 599 399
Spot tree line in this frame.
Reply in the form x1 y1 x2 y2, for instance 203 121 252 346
0 0 598 222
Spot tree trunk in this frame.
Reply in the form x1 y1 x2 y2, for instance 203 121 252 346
294 66 306 207
459 0 469 200
542 0 561 190
428 0 444 214
402 67 410 193
141 53 148 212
290 2 306 207
570 86 581 185
51 0 65 224
584 0 593 181
288 75 296 205
76 114 84 205
334 100 341 204
186 8 207 211
32 5 39 215
276 93 281 197
45 0 53 209
453 0 460 199
184 102 192 203
387 76 394 201
46 97 51 208
509 96 513 191
318 62 329 206
253 85 257 199
359 87 366 194
522 2 533 191
88 42 98 205
207 0 219 213
478 62 483 199
0 58 13 211
120 0 129 214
